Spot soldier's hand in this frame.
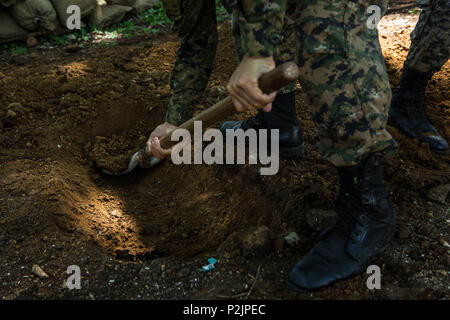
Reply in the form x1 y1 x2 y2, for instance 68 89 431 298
227 55 277 113
146 122 177 159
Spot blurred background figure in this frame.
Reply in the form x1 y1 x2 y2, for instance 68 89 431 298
389 0 449 155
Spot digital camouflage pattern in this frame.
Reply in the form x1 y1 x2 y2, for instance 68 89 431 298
163 0 289 125
404 0 450 74
161 0 398 167
162 0 218 125
233 0 398 166
292 0 398 166
232 0 298 94
225 0 286 57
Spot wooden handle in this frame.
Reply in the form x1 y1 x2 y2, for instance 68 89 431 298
159 61 299 149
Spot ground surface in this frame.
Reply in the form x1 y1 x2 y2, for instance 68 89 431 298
0 7 449 300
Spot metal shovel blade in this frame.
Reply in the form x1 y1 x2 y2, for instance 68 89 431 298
100 148 164 176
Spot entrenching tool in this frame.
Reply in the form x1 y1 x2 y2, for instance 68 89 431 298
99 62 300 175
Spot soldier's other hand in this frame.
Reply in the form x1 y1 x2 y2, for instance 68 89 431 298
227 55 277 113
146 122 177 159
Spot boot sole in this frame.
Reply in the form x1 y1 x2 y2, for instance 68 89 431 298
285 223 396 294
389 117 449 156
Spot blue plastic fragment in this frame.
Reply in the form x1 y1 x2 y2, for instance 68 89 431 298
199 258 217 272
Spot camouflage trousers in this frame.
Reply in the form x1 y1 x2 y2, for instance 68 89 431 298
404 0 450 74
292 0 398 166
232 0 298 95
234 0 398 166
162 0 398 167
162 0 297 125
162 0 218 126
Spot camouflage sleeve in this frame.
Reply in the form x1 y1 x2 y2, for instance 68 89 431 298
236 0 287 57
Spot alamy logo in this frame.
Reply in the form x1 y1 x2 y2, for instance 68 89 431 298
367 5 382 30
66 5 81 30
170 121 280 175
65 265 81 290
366 265 381 289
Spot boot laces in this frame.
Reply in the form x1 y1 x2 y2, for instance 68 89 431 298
333 176 365 239
333 166 375 240
334 192 363 239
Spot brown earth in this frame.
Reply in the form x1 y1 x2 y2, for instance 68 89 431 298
0 9 449 300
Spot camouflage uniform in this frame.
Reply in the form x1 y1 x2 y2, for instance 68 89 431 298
232 0 298 95
163 0 398 167
228 0 398 166
162 0 298 124
404 0 450 74
162 0 218 126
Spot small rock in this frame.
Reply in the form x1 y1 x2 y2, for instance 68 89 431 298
6 109 16 118
111 83 124 93
241 226 271 258
439 238 450 248
7 102 24 112
397 226 410 239
427 184 450 204
32 264 49 278
2 109 17 127
284 232 300 246
123 63 138 72
51 244 63 251
305 209 336 232
26 36 38 47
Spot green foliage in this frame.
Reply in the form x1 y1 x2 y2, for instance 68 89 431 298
1 42 27 55
216 0 230 22
11 46 26 55
0 0 230 53
137 1 171 26
49 35 68 45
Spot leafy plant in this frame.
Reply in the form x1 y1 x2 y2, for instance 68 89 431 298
49 35 68 45
1 42 27 55
137 2 171 26
216 0 230 22
11 46 26 55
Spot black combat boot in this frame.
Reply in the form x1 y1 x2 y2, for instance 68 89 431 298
389 67 449 155
220 92 304 159
286 154 396 292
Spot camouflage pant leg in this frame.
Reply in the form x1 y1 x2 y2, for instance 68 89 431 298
404 0 450 74
295 0 398 167
231 0 298 94
162 0 218 125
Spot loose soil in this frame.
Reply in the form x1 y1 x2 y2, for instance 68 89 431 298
0 7 448 300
